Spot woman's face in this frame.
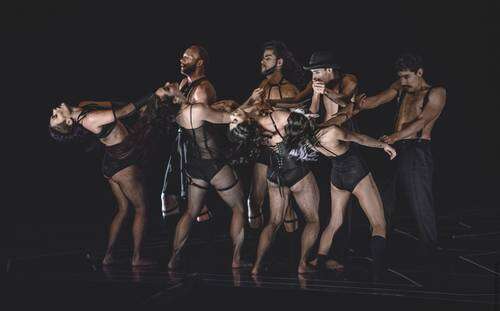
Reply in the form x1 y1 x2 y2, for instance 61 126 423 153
229 108 249 130
49 103 72 128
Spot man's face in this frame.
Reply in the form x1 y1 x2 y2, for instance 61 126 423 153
311 68 334 83
261 49 281 74
398 69 423 92
180 47 200 75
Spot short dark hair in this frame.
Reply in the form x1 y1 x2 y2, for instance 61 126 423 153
395 53 424 73
192 45 209 69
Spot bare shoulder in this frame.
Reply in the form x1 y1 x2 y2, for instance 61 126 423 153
343 73 358 84
428 86 447 105
193 80 216 103
280 80 299 97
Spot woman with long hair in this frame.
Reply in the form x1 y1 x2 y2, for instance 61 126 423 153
49 95 163 266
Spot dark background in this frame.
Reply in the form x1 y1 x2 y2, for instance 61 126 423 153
2 1 497 253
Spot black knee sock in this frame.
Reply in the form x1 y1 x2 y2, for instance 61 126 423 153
317 254 327 272
370 235 386 280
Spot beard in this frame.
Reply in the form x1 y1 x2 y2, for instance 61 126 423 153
181 63 196 75
261 62 277 77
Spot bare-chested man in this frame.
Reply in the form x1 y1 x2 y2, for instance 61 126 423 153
160 45 216 223
243 41 306 232
306 51 358 127
155 51 248 268
357 53 447 257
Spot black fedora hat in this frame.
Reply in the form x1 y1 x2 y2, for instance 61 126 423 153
303 51 341 70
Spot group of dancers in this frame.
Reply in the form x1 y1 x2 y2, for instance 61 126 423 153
49 41 446 280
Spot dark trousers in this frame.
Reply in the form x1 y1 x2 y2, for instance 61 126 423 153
383 139 437 251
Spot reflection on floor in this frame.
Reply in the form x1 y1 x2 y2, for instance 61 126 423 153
6 208 499 310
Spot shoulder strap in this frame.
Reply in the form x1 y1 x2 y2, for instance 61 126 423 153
417 85 438 137
269 112 284 139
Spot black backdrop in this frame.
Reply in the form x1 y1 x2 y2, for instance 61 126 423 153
2 1 497 251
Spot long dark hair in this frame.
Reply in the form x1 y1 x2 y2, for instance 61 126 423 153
263 41 306 89
228 120 266 165
48 105 92 143
283 112 323 161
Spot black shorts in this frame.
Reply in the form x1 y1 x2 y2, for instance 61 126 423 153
102 141 141 179
330 146 370 192
267 152 310 188
186 158 227 183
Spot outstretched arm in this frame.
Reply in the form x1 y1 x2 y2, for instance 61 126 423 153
79 94 159 130
357 80 400 110
195 104 231 124
330 126 397 159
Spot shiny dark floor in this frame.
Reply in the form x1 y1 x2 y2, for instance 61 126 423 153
6 208 499 311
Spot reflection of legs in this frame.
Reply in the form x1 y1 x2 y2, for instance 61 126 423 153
113 165 151 266
103 179 130 265
291 172 320 273
168 177 208 269
211 165 246 267
248 163 267 228
353 173 387 279
252 182 289 274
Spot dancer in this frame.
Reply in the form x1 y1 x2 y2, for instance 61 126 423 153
357 53 446 257
229 107 320 274
242 40 306 231
49 96 161 266
161 45 216 223
284 111 396 279
157 82 248 270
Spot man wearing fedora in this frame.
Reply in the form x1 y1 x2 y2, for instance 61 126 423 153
303 51 361 272
304 51 359 127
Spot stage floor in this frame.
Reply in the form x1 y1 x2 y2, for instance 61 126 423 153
6 208 499 310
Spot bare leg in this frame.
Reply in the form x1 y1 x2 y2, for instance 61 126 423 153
317 184 351 258
251 181 289 274
211 165 247 268
290 172 320 274
102 179 130 265
168 177 208 269
352 173 386 238
113 165 153 266
283 201 299 233
248 163 268 229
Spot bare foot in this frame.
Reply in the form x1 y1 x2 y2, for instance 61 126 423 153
232 260 252 269
325 259 344 271
309 258 318 267
298 263 318 274
309 258 344 271
250 265 261 275
102 254 115 266
131 257 157 267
